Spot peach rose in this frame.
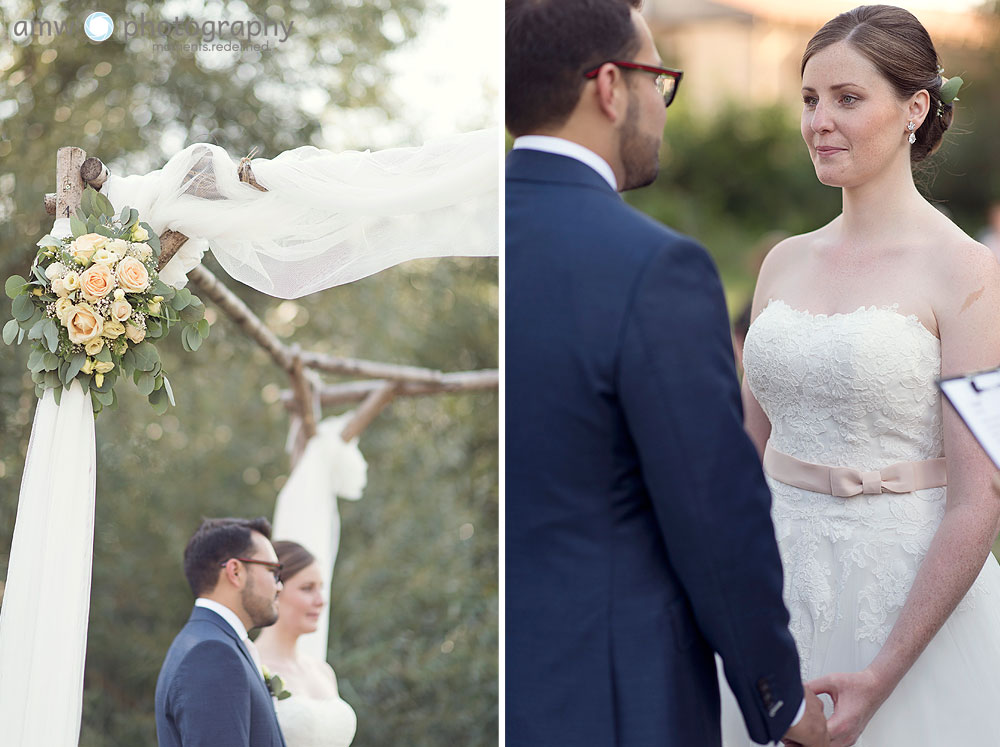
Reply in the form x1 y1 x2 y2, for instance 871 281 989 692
70 233 108 264
65 303 103 344
125 323 146 343
116 256 150 293
111 298 132 322
85 338 104 356
80 262 116 301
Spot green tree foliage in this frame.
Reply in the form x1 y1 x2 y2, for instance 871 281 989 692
0 1 497 744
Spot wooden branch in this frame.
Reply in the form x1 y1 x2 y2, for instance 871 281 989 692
298 351 449 385
281 369 499 407
157 229 189 272
186 265 294 371
290 348 318 440
341 383 399 442
44 193 56 215
55 147 87 220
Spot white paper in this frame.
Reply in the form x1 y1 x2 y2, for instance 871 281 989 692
940 366 1000 469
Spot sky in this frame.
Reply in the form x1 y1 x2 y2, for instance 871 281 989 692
321 0 500 150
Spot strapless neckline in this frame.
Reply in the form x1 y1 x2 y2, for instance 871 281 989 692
761 298 939 343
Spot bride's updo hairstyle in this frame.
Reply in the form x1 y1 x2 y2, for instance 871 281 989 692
801 4 954 163
273 540 316 584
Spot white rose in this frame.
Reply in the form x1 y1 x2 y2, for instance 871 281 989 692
63 271 81 292
45 262 67 281
51 277 68 297
102 319 126 339
131 225 149 242
92 248 116 265
70 233 108 264
106 238 129 260
131 243 153 261
55 297 74 322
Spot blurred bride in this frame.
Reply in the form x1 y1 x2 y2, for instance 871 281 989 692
255 541 357 747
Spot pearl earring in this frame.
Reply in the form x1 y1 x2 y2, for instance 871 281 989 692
907 121 916 144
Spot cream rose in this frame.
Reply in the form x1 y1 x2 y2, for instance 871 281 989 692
116 256 150 293
102 319 126 339
70 233 108 263
51 277 68 297
106 238 129 260
65 303 103 344
54 297 73 322
94 360 115 374
111 298 132 322
80 263 116 301
85 337 104 355
125 323 146 343
92 248 116 265
131 224 149 242
45 262 67 281
81 358 95 375
63 271 80 292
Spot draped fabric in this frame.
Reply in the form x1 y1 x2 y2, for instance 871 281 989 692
272 415 368 661
0 379 96 746
102 128 499 297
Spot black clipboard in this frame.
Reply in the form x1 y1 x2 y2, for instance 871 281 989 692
938 366 1000 470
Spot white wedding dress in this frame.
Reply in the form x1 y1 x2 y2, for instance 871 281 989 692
275 691 357 747
720 300 1000 745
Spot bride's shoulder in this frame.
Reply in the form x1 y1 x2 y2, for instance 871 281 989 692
753 225 830 296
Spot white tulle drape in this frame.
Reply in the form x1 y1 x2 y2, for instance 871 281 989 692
272 415 368 661
0 379 96 746
102 128 499 297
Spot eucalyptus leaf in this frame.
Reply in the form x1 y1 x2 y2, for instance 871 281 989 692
32 264 49 284
70 215 87 238
180 304 204 324
5 274 27 299
12 294 35 321
162 375 175 406
196 318 210 338
94 345 113 364
94 389 115 407
43 319 60 353
940 75 963 104
44 370 59 389
80 188 95 218
27 349 44 372
136 372 155 396
27 317 45 340
53 386 62 406
94 190 115 218
67 352 86 382
2 319 19 345
36 234 61 248
42 352 60 371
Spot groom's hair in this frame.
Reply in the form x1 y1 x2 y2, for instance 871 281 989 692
183 517 273 597
506 0 643 137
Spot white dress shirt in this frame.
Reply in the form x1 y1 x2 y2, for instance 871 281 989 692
512 135 618 191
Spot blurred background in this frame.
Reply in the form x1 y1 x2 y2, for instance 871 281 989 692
630 0 1000 317
0 1 498 744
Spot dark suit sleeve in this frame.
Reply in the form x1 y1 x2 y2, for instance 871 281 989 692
168 640 253 747
617 239 803 744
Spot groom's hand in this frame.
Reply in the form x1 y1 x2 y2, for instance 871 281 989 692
781 688 829 747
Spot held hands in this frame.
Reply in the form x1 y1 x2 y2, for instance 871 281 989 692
805 668 889 747
782 687 830 747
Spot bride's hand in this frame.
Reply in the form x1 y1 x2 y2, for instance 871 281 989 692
806 669 888 747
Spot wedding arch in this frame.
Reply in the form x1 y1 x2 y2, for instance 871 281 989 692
0 139 498 745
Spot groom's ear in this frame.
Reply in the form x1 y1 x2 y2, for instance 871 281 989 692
591 63 628 124
218 558 243 589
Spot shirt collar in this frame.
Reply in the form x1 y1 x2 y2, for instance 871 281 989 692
195 598 249 641
512 135 618 191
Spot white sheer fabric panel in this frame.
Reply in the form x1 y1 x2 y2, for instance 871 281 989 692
272 416 367 661
0 379 96 747
102 128 498 297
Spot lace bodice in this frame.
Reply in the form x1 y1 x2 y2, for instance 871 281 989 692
274 694 357 747
744 300 944 469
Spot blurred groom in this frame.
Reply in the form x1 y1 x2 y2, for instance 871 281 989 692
155 517 287 746
505 1 827 745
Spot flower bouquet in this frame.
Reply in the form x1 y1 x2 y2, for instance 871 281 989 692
2 187 209 414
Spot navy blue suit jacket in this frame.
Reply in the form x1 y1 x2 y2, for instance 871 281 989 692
155 606 286 747
505 148 802 746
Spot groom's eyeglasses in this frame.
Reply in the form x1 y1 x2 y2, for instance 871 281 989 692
583 61 684 108
221 557 283 582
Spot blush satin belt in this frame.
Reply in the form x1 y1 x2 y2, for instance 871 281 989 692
763 442 947 498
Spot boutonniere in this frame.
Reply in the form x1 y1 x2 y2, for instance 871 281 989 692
261 665 292 700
